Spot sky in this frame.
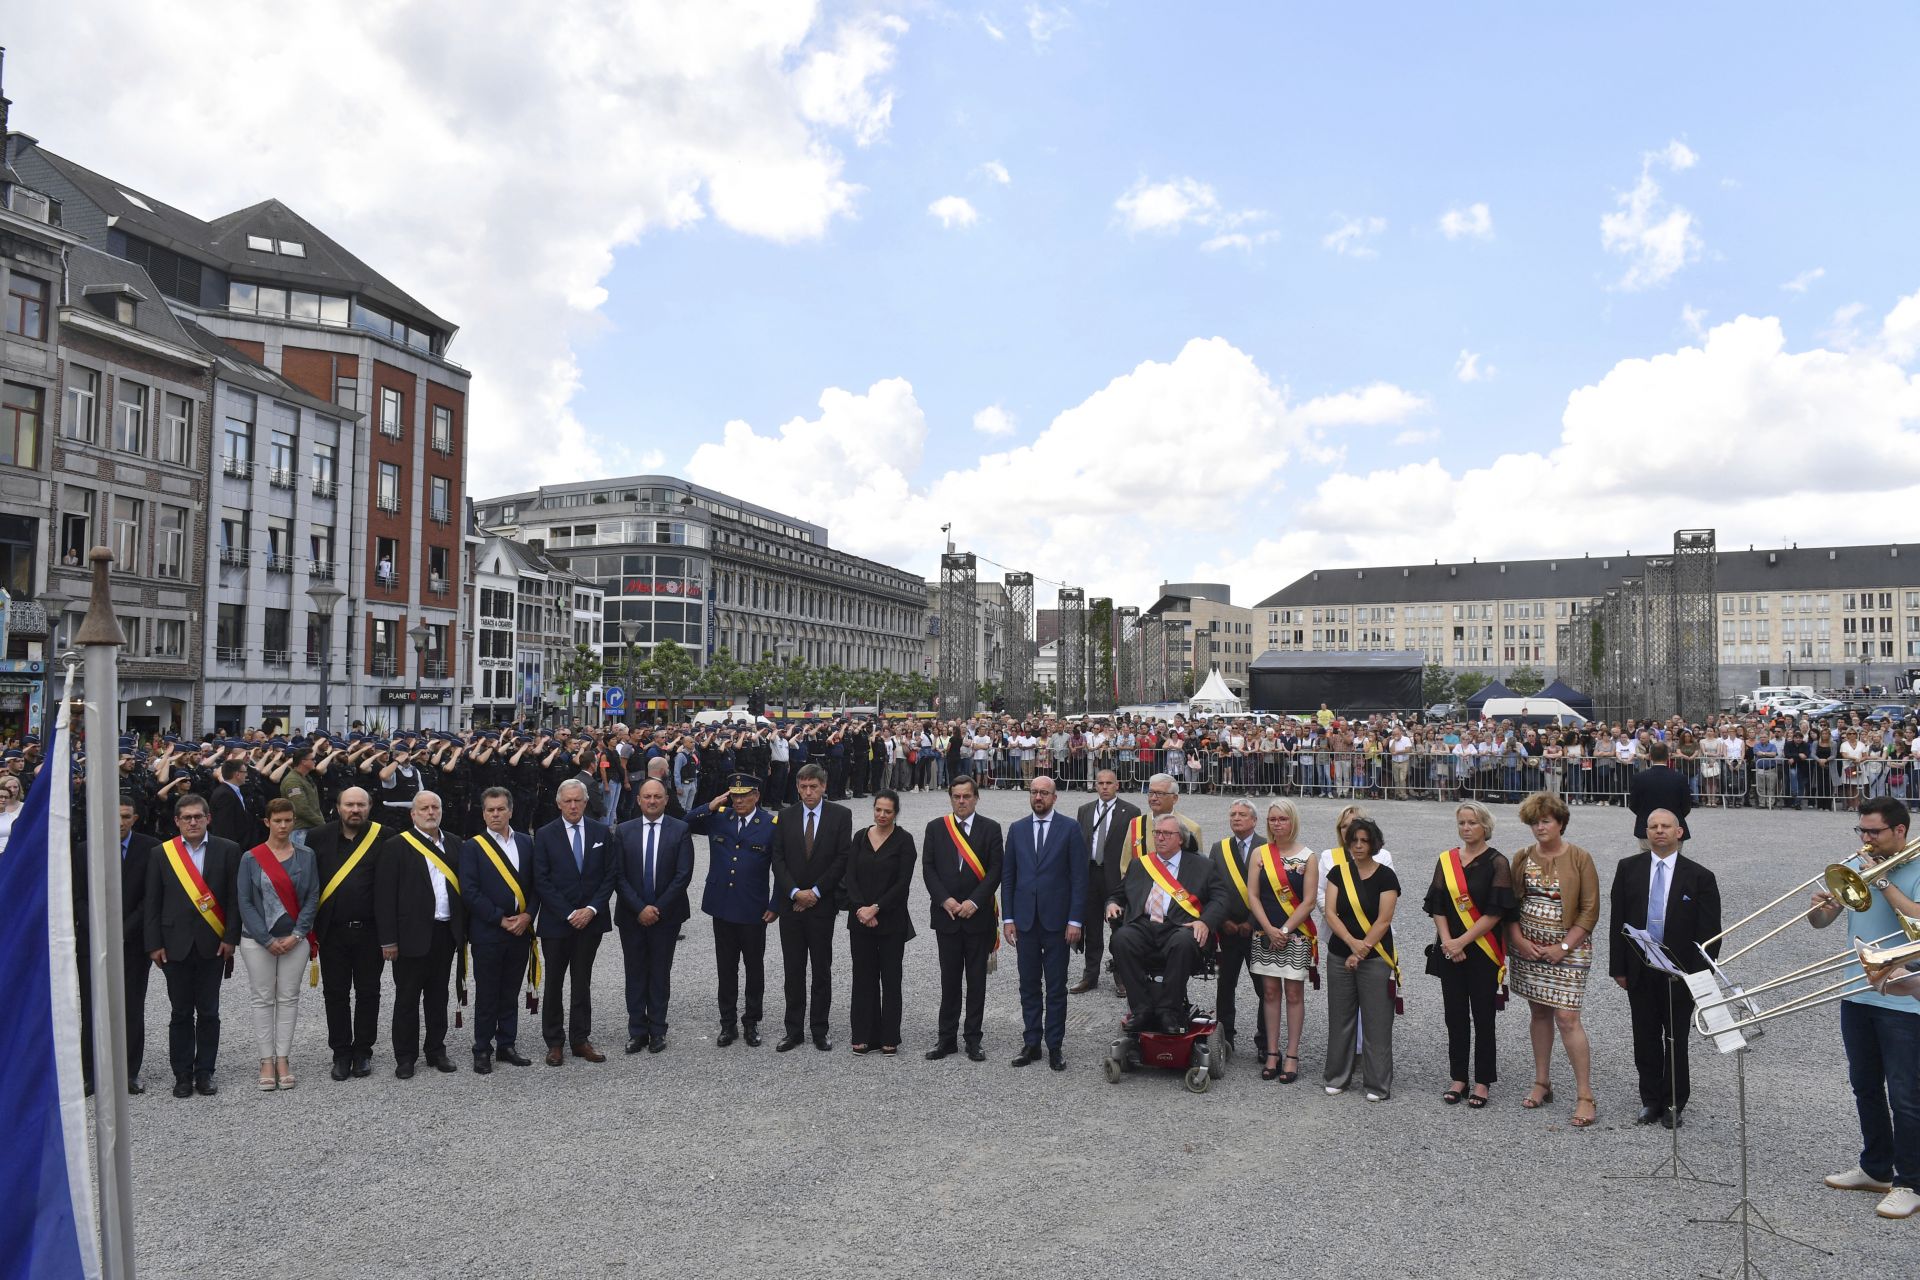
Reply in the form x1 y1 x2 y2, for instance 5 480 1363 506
12 2 1920 608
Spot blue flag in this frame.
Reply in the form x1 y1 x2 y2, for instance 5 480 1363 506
0 710 101 1279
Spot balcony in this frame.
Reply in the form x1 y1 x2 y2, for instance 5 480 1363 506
221 456 252 479
215 645 247 665
427 576 451 597
262 649 291 667
379 421 402 439
371 571 401 595
370 655 398 677
268 467 297 490
312 476 338 500
219 546 249 567
429 506 451 524
375 493 401 513
308 560 335 581
265 552 294 574
424 658 449 679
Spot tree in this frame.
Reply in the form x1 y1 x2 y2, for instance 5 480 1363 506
775 655 812 709
1038 677 1059 712
554 644 604 727
642 641 701 723
700 647 747 703
1507 665 1546 696
978 678 1002 712
816 662 850 708
900 671 934 711
1422 661 1454 706
1452 670 1491 703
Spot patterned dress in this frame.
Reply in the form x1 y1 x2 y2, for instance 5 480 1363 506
1509 862 1592 1009
1249 853 1317 982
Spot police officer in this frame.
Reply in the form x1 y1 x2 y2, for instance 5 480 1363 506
688 774 778 1046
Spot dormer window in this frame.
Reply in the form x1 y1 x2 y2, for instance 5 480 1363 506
114 296 137 326
278 240 305 258
246 234 273 252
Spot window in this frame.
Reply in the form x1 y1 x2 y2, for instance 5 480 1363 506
120 617 142 658
112 382 148 454
431 404 452 452
370 617 396 675
60 487 93 566
220 509 249 564
377 462 402 511
256 287 287 318
428 546 450 589
111 496 143 571
5 273 48 340
159 394 193 464
379 387 403 438
375 536 398 586
223 392 254 471
217 603 246 654
263 608 290 661
312 441 337 496
2 382 43 468
156 505 187 578
269 430 297 485
334 376 356 412
266 517 293 571
310 526 335 572
321 295 348 326
152 618 186 658
63 367 100 442
430 475 450 520
246 234 274 252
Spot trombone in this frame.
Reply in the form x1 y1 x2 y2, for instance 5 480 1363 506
1699 834 1920 967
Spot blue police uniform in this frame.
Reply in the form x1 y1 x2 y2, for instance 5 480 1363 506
690 792 778 1039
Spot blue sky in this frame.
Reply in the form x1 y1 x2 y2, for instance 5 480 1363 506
14 2 1920 604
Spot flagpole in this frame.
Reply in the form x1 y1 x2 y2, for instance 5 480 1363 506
77 547 136 1279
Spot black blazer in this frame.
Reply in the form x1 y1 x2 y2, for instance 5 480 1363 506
615 814 696 928
122 831 161 942
143 835 242 960
1627 765 1693 840
210 782 266 850
458 829 536 947
1076 796 1142 901
374 827 469 958
921 814 1004 935
532 817 617 937
773 801 852 914
1109 846 1231 933
840 825 918 939
1608 851 1722 981
308 818 389 937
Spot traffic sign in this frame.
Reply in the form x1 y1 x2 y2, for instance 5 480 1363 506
604 686 625 713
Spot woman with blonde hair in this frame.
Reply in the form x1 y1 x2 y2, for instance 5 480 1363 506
1508 791 1601 1127
1248 799 1316 1082
1424 801 1514 1107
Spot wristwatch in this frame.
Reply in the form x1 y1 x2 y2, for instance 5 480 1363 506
1874 877 1892 891
1558 940 1572 953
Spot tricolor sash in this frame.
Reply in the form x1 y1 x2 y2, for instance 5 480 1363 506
320 821 382 906
1217 837 1252 908
1140 851 1202 919
1440 846 1507 1006
1122 815 1147 874
1332 846 1403 1012
1261 846 1318 988
477 831 542 997
164 838 226 938
944 814 1000 958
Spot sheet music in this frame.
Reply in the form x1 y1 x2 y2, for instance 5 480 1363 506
1624 924 1687 977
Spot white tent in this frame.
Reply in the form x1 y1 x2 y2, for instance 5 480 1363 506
1188 669 1245 716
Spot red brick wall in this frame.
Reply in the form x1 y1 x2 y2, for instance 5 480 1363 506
280 345 344 403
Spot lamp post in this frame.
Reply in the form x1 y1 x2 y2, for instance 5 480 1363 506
407 621 433 732
307 583 345 733
623 619 642 727
39 586 71 653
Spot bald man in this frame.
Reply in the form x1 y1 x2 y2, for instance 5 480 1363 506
1608 809 1722 1128
309 785 389 1080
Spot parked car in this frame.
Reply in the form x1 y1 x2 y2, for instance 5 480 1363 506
1866 704 1913 723
1801 700 1850 719
1426 702 1457 721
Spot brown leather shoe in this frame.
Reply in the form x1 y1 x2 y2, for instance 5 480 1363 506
1069 976 1097 994
544 1045 564 1067
571 1040 606 1063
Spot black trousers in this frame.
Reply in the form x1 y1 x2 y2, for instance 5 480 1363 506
618 919 679 1040
779 908 837 1038
125 945 152 1079
540 929 602 1048
469 933 531 1054
1436 946 1501 1085
712 917 767 1027
319 920 385 1060
934 929 992 1046
1214 929 1255 1043
848 928 907 1047
1111 918 1205 1026
1080 863 1114 982
162 952 225 1081
1627 972 1696 1112
391 921 455 1065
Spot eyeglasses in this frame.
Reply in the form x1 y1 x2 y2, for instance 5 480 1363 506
1854 825 1891 838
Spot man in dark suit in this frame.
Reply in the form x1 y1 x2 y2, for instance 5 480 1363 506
309 785 388 1080
143 792 240 1098
615 779 696 1053
376 791 468 1078
209 757 266 850
1628 742 1693 851
1609 808 1722 1127
458 786 537 1074
116 798 161 1093
771 762 850 1051
690 774 780 1045
1073 768 1141 994
922 774 1003 1061
1002 775 1089 1070
532 778 617 1064
1108 814 1232 1036
1209 800 1265 1053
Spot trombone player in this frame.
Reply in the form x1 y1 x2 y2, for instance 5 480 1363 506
1809 796 1920 1220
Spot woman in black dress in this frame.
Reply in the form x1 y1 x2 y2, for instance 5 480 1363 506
1423 801 1515 1108
843 789 918 1054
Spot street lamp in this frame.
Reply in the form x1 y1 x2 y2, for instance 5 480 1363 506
38 586 71 654
623 619 642 726
407 621 433 731
307 583 345 733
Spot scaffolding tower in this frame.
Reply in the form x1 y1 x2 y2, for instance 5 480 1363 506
1058 588 1087 715
939 552 978 717
1088 598 1116 713
1141 614 1166 704
1117 606 1140 705
1673 528 1718 721
1003 572 1035 718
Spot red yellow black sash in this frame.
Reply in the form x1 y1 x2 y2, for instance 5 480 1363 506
1140 851 1202 918
164 838 226 937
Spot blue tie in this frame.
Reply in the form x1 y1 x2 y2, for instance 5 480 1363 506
645 822 657 898
1647 858 1670 944
571 823 584 873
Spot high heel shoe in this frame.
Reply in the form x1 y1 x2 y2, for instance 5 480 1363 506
1523 1080 1554 1109
1278 1054 1299 1084
1261 1054 1281 1081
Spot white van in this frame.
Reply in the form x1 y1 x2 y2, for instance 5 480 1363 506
1747 686 1815 711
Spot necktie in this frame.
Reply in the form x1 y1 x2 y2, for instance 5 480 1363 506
571 823 584 873
1092 803 1110 865
1035 819 1048 852
645 822 657 897
1647 858 1670 944
805 809 816 855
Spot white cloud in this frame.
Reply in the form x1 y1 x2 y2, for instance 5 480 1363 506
1295 382 1428 427
928 195 980 229
1454 349 1495 382
980 14 1006 40
1823 302 1868 349
1880 294 1920 362
1114 177 1220 234
1199 229 1280 253
6 3 908 494
1323 214 1387 257
1682 305 1710 338
1393 427 1440 446
1600 140 1702 290
1438 202 1493 240
978 160 1011 185
1782 267 1826 293
972 404 1017 436
1026 5 1072 45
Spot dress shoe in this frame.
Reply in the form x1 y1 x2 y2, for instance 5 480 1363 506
571 1041 606 1063
172 1078 194 1099
743 1026 762 1048
428 1054 458 1074
1069 976 1097 994
545 1045 566 1066
966 1044 987 1062
626 1036 652 1055
395 1062 415 1080
1048 1048 1066 1072
472 1053 493 1075
925 1043 960 1061
1011 1044 1043 1067
330 1059 352 1082
193 1074 217 1097
128 1077 145 1096
647 1036 667 1054
1634 1105 1665 1125
1661 1108 1685 1130
812 1036 832 1052
350 1053 373 1078
716 1027 738 1047
496 1047 532 1067
776 1033 805 1053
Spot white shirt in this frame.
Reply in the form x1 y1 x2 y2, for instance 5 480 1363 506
486 827 520 871
770 736 790 763
419 831 451 921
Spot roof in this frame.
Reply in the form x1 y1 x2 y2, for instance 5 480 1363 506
488 534 594 588
177 319 357 419
1250 649 1426 672
64 245 200 352
25 145 453 332
1258 542 1920 608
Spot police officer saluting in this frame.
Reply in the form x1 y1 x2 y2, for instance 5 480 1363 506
689 773 778 1047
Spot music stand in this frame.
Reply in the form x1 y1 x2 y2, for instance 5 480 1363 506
1606 927 1728 1188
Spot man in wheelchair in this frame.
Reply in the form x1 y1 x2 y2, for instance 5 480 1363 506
1106 815 1232 1036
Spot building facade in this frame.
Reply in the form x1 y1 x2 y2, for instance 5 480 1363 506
1144 582 1259 698
467 531 603 727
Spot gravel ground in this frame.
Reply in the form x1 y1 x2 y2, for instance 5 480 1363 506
112 788 1909 1278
